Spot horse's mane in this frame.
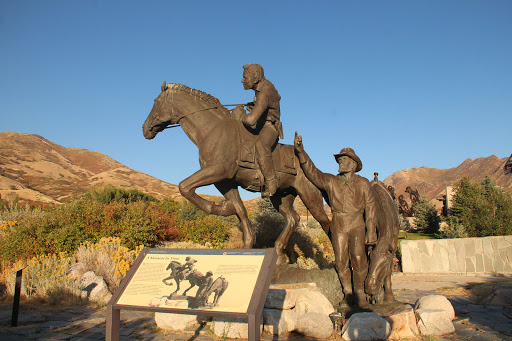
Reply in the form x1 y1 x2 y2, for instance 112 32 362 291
166 83 230 115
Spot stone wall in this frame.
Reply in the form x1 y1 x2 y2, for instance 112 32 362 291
401 236 512 274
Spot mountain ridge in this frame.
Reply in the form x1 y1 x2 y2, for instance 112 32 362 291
1 132 510 213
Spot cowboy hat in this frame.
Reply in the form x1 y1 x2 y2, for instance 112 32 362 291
333 147 362 172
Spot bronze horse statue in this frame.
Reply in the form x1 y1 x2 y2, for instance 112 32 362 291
365 179 400 304
143 83 331 264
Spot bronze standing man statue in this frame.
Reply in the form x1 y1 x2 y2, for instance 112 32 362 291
232 64 283 197
294 132 377 307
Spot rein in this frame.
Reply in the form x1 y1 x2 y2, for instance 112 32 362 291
163 103 246 130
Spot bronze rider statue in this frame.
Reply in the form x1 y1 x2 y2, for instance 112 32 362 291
232 64 283 197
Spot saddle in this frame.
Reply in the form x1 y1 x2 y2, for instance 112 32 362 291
235 124 296 191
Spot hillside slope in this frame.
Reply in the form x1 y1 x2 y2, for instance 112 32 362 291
0 132 182 204
384 155 512 206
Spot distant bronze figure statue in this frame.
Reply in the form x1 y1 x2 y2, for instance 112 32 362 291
365 174 400 304
143 81 331 264
398 194 411 217
232 64 283 197
405 186 420 207
387 185 396 201
294 132 377 308
505 154 512 174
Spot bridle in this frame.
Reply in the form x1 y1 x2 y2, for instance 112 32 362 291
163 103 246 130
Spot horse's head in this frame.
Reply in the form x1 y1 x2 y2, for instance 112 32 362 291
142 81 179 140
365 244 394 295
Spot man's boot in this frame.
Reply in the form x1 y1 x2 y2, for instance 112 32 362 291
337 268 353 307
353 269 369 308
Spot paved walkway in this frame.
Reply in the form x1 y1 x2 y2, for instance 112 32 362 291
0 274 511 340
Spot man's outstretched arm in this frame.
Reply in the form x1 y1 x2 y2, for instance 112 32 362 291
294 132 330 191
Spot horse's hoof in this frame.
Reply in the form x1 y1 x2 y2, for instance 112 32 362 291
242 237 255 249
276 254 287 265
383 294 395 303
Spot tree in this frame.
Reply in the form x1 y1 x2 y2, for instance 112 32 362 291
413 197 441 233
448 177 512 237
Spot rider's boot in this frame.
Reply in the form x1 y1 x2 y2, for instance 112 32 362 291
263 177 278 197
259 155 278 197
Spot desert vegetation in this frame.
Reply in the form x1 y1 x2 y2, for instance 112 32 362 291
1 176 510 305
0 186 237 304
0 187 331 305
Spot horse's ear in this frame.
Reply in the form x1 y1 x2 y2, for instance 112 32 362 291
161 81 167 92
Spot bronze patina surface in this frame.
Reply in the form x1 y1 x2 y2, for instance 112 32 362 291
294 133 399 308
142 70 399 309
143 79 330 265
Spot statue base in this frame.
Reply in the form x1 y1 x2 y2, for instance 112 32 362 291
271 264 343 309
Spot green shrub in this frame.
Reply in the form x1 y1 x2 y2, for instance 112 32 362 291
436 220 469 239
86 185 158 204
178 200 206 222
159 197 180 214
101 201 159 248
179 215 230 247
50 224 97 253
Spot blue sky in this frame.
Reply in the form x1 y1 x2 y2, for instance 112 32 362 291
1 1 511 200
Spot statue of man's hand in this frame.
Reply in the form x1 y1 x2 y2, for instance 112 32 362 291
294 131 304 153
232 105 246 122
365 231 378 245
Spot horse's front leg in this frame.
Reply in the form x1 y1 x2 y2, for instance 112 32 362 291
179 165 237 216
215 182 255 248
383 265 395 303
162 276 174 285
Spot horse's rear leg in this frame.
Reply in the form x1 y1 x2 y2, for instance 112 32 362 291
215 182 255 248
271 193 300 264
183 284 195 296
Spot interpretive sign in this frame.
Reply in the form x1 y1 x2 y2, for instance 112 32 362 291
106 248 276 341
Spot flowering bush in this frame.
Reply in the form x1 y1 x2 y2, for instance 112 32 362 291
0 252 82 305
75 237 143 292
287 226 335 269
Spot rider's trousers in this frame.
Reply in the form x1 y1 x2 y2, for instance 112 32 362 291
255 121 279 182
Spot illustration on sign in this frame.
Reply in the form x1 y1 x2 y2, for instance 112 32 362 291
116 250 265 313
